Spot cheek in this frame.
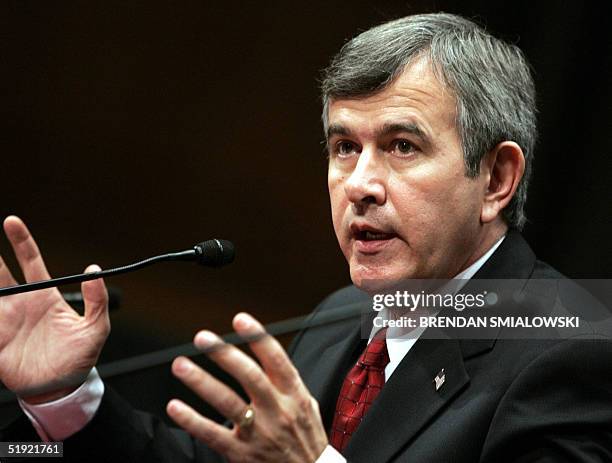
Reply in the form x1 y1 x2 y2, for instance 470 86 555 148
388 168 479 237
327 166 339 198
388 171 446 222
328 174 347 236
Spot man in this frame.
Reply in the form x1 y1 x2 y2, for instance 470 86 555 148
1 12 611 462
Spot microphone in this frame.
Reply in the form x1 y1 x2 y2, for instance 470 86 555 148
0 239 235 298
191 239 235 268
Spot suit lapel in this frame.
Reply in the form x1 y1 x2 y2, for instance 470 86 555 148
343 338 469 462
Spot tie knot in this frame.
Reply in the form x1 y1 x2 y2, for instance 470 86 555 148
359 328 389 367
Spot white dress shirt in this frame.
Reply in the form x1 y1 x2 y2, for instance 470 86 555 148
20 235 505 462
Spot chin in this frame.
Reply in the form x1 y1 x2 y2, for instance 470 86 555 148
350 264 410 295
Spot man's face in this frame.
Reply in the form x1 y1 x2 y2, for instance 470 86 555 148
327 58 486 291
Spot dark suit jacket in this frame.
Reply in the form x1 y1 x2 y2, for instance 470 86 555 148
3 231 612 462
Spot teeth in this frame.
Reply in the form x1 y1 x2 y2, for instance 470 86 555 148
364 231 388 240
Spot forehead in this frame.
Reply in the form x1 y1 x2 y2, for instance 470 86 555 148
327 57 457 137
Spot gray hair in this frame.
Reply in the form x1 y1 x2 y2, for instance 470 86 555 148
321 13 537 230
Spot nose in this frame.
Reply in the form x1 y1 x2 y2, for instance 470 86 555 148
344 148 386 208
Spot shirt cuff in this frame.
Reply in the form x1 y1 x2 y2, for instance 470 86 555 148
316 445 347 463
18 367 104 442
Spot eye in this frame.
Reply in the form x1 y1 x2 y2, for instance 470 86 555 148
333 140 359 157
391 139 416 156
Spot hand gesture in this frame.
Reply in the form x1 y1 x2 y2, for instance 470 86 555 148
0 216 110 403
167 312 329 463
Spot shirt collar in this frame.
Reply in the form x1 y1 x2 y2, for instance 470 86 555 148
453 234 506 283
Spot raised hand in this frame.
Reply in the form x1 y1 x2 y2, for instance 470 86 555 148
0 216 110 403
167 312 329 463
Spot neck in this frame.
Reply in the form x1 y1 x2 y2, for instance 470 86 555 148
458 220 508 275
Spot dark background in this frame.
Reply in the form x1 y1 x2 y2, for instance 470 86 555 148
1 0 610 424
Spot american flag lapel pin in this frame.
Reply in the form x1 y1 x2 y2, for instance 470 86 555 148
434 368 446 391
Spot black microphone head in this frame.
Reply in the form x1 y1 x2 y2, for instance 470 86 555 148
194 239 235 267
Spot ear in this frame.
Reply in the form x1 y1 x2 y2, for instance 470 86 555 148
480 141 525 224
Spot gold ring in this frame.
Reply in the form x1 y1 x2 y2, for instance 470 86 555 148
238 405 255 429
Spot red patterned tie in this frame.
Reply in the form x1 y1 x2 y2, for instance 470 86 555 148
330 328 390 451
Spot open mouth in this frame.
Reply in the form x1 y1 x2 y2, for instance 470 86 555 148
353 230 397 241
349 223 398 253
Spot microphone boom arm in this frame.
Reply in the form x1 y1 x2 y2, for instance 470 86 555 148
0 239 233 298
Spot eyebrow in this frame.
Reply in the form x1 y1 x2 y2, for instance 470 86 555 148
326 122 429 143
376 122 428 142
326 124 351 139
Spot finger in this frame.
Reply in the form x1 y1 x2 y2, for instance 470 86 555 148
81 265 109 323
171 356 248 423
233 312 303 393
167 399 239 457
3 216 51 282
0 254 18 287
194 331 277 408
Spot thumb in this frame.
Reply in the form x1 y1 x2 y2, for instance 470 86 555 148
81 264 109 323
